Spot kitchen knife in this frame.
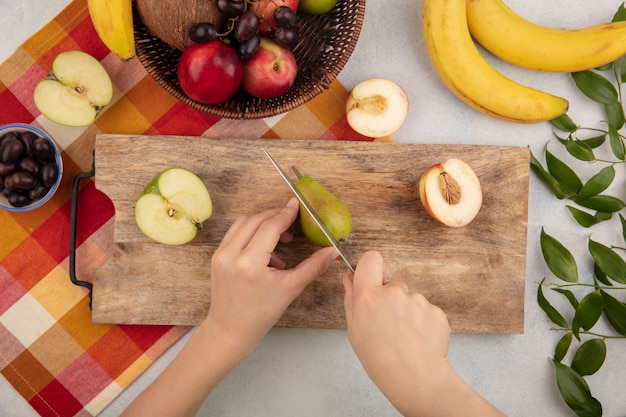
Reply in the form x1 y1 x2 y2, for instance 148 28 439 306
262 147 356 274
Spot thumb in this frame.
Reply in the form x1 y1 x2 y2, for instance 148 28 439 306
343 274 354 325
353 251 386 296
288 246 339 291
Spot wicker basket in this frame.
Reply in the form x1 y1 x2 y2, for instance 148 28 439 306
133 0 365 119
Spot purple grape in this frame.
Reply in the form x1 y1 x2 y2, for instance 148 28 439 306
237 33 261 60
7 171 37 190
218 0 245 17
189 23 218 43
40 162 58 187
0 137 24 164
8 192 32 207
274 6 298 29
234 11 260 41
273 26 299 49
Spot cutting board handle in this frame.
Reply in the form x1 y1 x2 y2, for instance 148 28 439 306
69 153 96 309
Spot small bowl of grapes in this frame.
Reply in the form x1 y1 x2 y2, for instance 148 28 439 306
0 123 63 212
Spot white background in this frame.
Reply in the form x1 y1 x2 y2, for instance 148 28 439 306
1 0 625 416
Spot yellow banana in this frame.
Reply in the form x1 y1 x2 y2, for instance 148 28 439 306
88 0 135 60
467 0 626 73
422 0 568 123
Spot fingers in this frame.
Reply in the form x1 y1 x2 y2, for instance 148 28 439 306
285 246 339 291
245 198 299 256
220 198 298 251
220 207 283 250
268 252 286 269
383 279 409 292
352 251 387 295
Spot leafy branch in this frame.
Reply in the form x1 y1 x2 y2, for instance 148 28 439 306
530 5 626 416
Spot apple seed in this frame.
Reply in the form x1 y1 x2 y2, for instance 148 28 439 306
439 172 462 205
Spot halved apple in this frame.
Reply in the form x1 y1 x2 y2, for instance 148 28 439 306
33 50 113 127
135 168 213 245
345 78 409 138
418 158 482 227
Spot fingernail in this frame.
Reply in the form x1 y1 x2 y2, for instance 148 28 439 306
287 197 298 207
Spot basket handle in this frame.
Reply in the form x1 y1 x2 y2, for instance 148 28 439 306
69 153 95 309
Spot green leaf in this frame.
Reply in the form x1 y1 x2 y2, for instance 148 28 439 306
600 290 626 336
621 214 626 244
572 315 582 341
589 238 626 284
574 291 603 331
577 165 615 198
594 263 613 287
541 228 578 282
571 339 606 376
571 71 618 104
553 288 579 309
563 138 596 162
553 360 602 417
545 149 582 196
538 280 568 328
621 54 626 83
551 114 578 132
608 124 626 160
566 206 611 227
529 148 567 199
574 195 625 212
605 102 625 129
554 333 573 362
594 62 613 72
613 2 626 22
580 134 606 149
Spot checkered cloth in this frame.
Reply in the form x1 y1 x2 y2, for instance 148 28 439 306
0 1 385 415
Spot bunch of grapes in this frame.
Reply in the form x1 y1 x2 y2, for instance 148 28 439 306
188 0 300 60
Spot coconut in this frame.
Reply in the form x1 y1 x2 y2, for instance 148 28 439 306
136 0 227 51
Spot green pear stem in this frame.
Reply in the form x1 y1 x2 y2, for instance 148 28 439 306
292 166 303 179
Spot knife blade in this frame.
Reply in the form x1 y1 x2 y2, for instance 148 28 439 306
262 147 356 274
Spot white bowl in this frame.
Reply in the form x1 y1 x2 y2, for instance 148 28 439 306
0 123 63 212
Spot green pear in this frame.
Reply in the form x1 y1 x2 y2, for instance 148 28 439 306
293 167 352 247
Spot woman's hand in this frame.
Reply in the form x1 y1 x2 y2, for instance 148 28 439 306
344 251 505 417
207 197 338 354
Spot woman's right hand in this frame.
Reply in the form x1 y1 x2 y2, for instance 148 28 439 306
343 251 505 417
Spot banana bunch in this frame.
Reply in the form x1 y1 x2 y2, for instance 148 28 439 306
422 0 568 123
423 0 626 123
467 0 626 72
88 0 135 61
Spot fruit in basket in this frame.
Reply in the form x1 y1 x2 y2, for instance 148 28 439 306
33 51 113 127
88 0 135 60
178 40 244 105
293 167 352 247
345 78 409 138
299 0 338 14
136 0 227 51
135 168 213 245
422 0 568 123
418 158 482 227
189 23 219 43
248 0 299 35
466 0 626 72
234 10 261 41
241 37 297 99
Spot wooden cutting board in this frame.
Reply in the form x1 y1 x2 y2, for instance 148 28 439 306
92 135 529 333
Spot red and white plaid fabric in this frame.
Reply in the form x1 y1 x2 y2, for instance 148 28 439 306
0 1 384 415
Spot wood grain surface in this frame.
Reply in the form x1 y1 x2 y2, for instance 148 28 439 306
92 135 530 333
